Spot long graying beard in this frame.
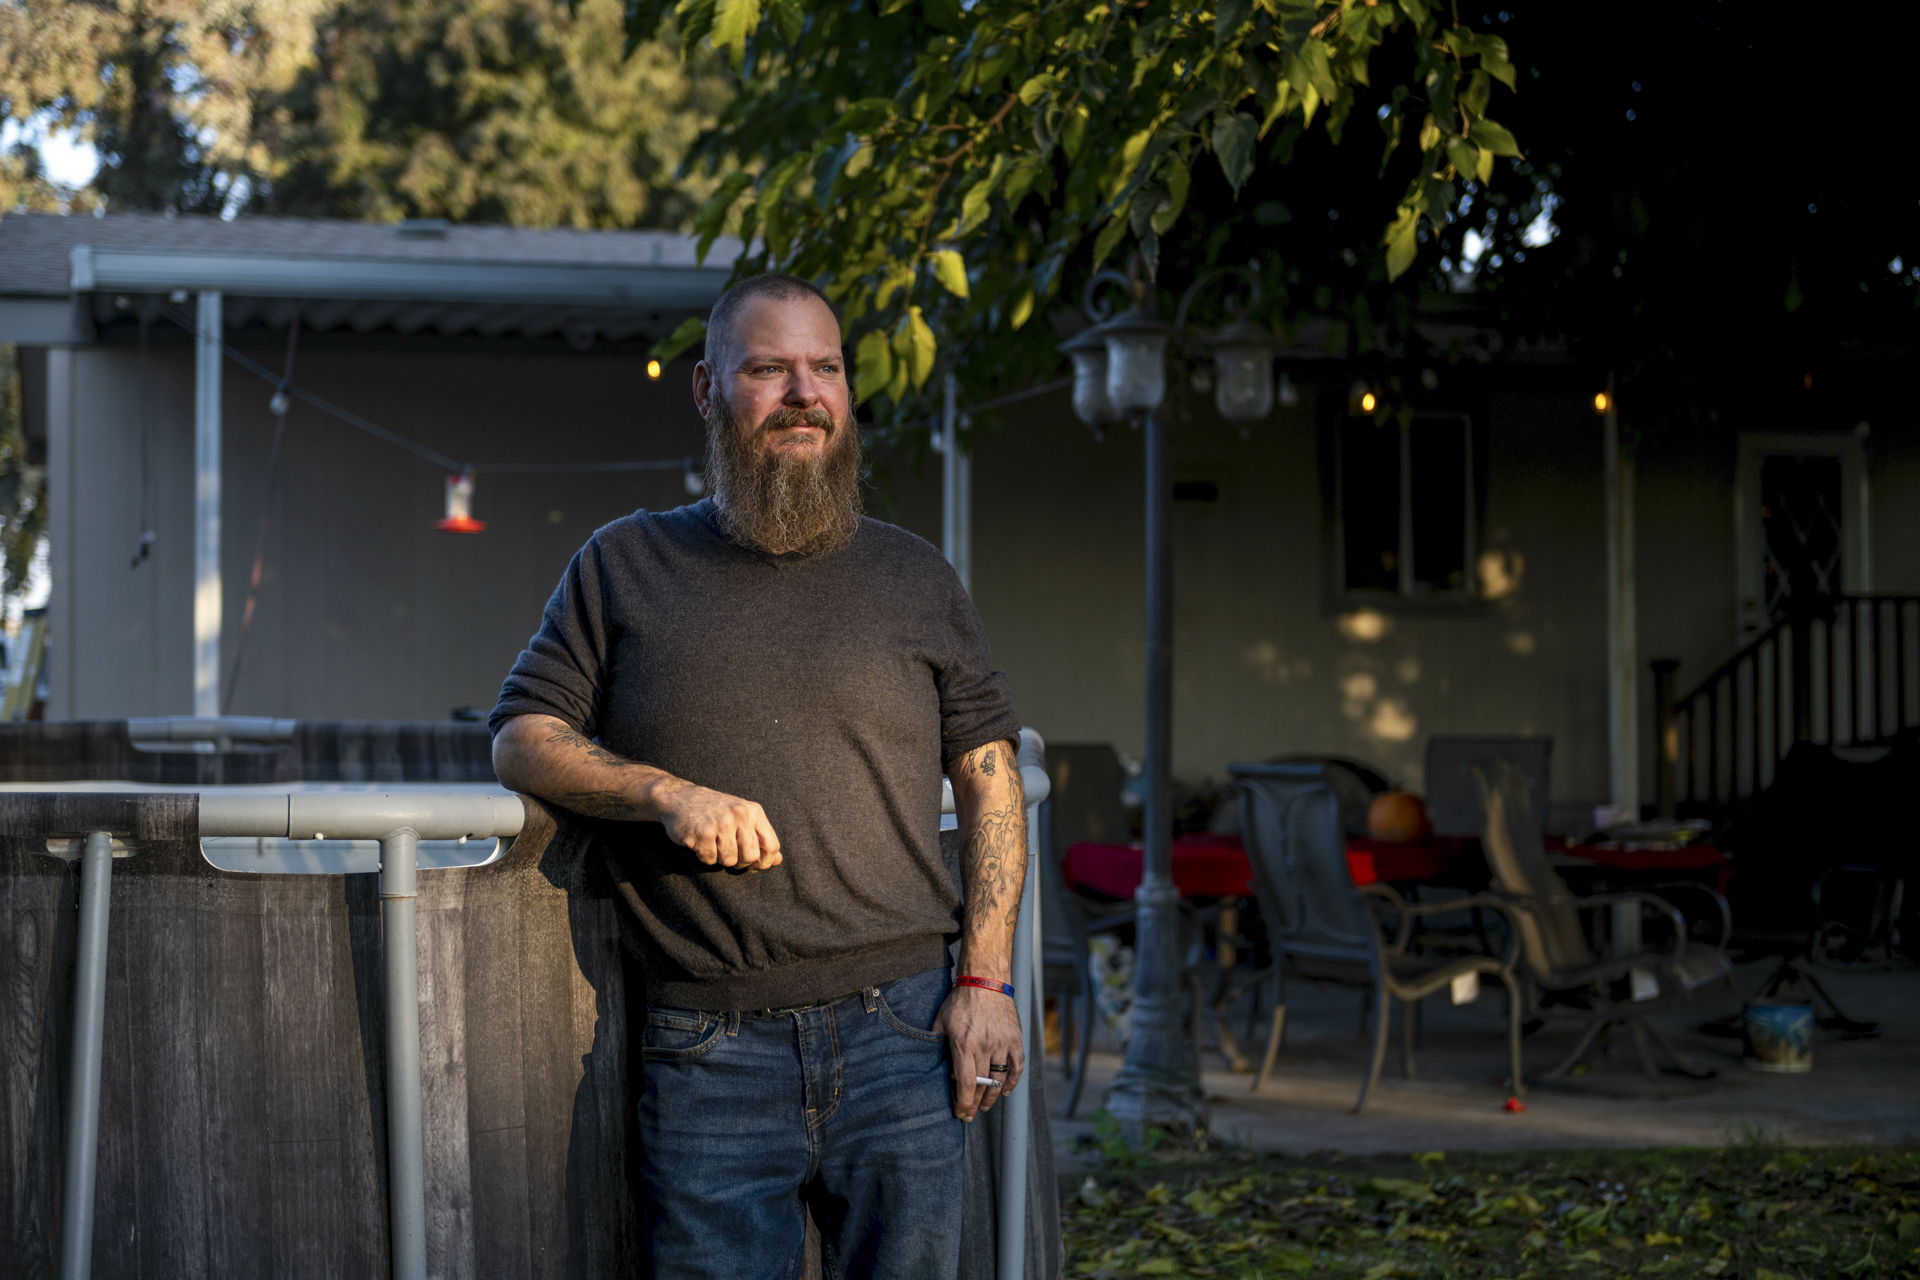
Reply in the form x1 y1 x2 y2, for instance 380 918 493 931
704 394 864 556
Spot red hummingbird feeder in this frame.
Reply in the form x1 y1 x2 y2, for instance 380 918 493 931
435 471 486 533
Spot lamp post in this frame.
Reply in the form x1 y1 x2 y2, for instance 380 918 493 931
1062 257 1275 1137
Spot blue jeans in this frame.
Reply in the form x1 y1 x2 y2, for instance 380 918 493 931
637 966 965 1280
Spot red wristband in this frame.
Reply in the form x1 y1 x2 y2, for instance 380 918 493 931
957 976 1015 998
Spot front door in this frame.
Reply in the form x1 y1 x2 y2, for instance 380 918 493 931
1736 433 1868 640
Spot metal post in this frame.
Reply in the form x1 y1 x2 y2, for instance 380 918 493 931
1107 408 1203 1137
381 829 428 1280
996 800 1038 1280
194 290 224 718
1603 388 1639 819
59 831 114 1280
941 372 972 592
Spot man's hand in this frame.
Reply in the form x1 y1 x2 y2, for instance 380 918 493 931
652 778 783 871
932 981 1024 1121
493 713 782 871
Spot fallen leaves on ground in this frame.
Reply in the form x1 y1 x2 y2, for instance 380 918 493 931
1062 1143 1920 1279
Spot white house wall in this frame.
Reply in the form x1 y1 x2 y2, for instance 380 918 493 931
955 387 1622 806
50 334 705 720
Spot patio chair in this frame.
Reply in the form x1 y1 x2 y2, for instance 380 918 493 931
1232 763 1526 1114
1427 736 1552 838
1036 795 1100 1118
1475 758 1734 1082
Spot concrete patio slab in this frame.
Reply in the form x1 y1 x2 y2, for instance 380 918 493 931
1044 959 1920 1169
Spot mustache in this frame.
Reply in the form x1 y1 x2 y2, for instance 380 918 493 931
757 405 836 434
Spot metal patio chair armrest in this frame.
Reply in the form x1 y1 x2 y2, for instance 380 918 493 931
1539 890 1689 970
1362 885 1519 968
1632 879 1733 947
1357 881 1415 951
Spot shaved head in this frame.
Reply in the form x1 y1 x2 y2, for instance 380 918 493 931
704 274 835 376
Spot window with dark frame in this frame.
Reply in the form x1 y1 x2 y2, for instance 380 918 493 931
1338 412 1475 597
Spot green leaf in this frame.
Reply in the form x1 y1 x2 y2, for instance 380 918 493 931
1016 73 1057 106
854 328 893 402
834 98 897 136
1297 38 1338 103
1001 155 1047 210
692 172 753 263
904 305 937 388
1092 213 1130 270
1212 111 1257 193
1152 156 1189 234
958 159 1004 235
1444 136 1478 178
1483 55 1518 90
874 265 913 311
673 0 718 49
758 151 809 208
1474 143 1493 185
710 0 762 68
652 317 708 363
765 0 803 44
1468 119 1522 157
931 249 970 299
1214 0 1250 48
1010 285 1035 332
1382 206 1419 281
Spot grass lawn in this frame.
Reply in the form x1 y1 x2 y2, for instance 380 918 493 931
1061 1126 1919 1279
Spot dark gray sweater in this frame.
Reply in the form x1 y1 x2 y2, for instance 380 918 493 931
490 498 1020 1010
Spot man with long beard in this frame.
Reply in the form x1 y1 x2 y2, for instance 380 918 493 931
489 274 1027 1280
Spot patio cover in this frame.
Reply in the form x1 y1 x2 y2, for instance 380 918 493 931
0 211 741 346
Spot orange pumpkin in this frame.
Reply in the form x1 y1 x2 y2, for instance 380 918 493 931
1367 792 1432 844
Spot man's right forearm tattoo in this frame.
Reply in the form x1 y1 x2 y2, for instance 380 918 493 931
544 721 644 770
558 789 643 820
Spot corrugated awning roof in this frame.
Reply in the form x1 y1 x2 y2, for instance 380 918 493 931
0 212 741 346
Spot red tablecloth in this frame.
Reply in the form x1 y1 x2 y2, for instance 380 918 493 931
1061 833 1728 898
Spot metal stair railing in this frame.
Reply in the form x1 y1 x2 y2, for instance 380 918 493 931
1660 596 1920 811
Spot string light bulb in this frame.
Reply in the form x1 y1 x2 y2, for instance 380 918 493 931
1360 391 1378 413
1593 391 1611 413
647 359 662 380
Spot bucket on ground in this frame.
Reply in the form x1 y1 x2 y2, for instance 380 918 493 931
1742 998 1813 1073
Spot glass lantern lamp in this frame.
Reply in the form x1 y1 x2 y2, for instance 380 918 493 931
1207 317 1276 428
1059 326 1120 429
1099 306 1172 415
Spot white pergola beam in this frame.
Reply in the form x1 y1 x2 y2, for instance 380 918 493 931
71 245 730 311
194 290 222 718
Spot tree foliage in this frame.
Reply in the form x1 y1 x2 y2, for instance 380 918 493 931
266 0 733 228
635 0 1523 416
0 346 46 605
1420 6 1920 441
0 0 730 228
0 0 334 212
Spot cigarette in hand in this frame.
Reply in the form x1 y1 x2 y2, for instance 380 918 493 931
973 1076 1002 1087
